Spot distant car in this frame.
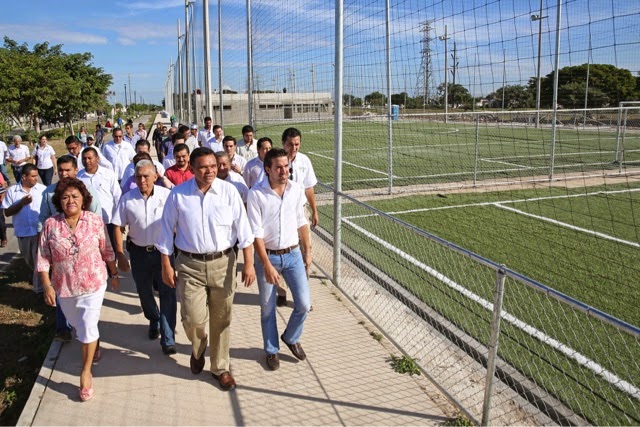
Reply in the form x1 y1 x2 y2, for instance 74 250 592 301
161 111 169 118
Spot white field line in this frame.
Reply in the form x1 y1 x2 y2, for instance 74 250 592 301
480 158 533 169
493 203 640 248
342 218 640 399
343 188 640 220
309 140 510 155
485 149 640 161
308 151 392 177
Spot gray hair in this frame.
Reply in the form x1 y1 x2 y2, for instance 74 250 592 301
135 159 155 172
12 135 22 143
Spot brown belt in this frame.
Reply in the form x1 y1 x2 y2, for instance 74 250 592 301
265 245 299 255
179 247 232 261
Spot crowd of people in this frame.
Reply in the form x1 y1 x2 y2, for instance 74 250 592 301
0 117 319 400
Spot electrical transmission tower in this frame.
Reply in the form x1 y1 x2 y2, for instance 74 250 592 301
415 20 435 109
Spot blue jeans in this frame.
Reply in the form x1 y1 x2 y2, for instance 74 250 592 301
56 296 71 333
129 243 177 347
255 247 311 355
0 163 10 184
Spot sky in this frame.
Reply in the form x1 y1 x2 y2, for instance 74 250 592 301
1 0 638 107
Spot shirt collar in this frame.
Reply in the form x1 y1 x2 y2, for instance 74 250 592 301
190 177 220 195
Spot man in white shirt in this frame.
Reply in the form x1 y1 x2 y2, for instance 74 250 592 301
162 133 185 170
247 148 312 370
158 147 255 391
214 152 249 203
78 147 122 248
120 139 165 188
6 135 32 183
236 125 258 161
198 117 222 151
2 164 46 292
0 137 10 183
222 136 247 174
123 123 140 148
102 128 136 182
79 135 113 171
243 137 272 188
181 124 198 152
113 160 177 355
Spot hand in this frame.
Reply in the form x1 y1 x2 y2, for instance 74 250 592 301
264 263 280 286
110 276 120 291
117 253 130 272
311 210 319 228
162 264 176 288
21 194 33 206
304 253 312 279
43 285 56 306
230 163 241 173
242 262 256 287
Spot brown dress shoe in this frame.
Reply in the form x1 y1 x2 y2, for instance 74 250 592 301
266 353 280 371
212 371 236 391
190 349 206 374
281 335 306 360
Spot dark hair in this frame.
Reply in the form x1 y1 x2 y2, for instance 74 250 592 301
172 133 185 145
241 125 254 135
264 148 288 169
57 155 78 169
222 135 236 145
52 177 92 213
212 125 222 131
112 127 123 135
135 139 151 150
257 137 273 149
281 127 301 142
132 152 152 165
204 116 212 122
173 143 190 155
65 135 81 145
178 125 190 135
82 147 99 158
21 163 38 177
190 147 215 167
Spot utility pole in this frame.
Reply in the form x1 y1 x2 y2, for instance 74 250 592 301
128 74 132 108
124 84 128 109
450 41 458 107
439 25 450 123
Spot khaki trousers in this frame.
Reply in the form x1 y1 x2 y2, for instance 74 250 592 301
176 250 237 375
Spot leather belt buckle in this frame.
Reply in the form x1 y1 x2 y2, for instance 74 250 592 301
145 245 156 252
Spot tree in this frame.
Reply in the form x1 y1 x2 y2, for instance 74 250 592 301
0 37 112 134
532 64 637 108
436 83 472 108
343 94 362 107
364 91 387 107
486 85 533 109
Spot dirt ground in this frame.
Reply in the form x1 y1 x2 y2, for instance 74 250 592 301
0 258 55 425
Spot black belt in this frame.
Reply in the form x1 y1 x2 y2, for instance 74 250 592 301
179 247 232 261
266 245 298 255
129 241 157 252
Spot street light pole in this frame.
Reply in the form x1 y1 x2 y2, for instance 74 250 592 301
532 0 547 128
439 25 450 124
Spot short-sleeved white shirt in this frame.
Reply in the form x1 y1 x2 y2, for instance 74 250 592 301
101 141 136 180
1 183 46 237
112 185 171 247
247 179 307 250
198 129 222 150
289 152 317 189
78 166 122 223
157 178 254 256
6 145 31 167
0 141 8 165
237 139 258 161
121 160 166 188
32 144 56 170
230 154 247 174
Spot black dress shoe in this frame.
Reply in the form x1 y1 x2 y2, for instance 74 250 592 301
190 347 206 374
276 295 287 307
162 345 177 355
281 335 306 360
148 328 160 340
266 353 280 371
212 372 236 391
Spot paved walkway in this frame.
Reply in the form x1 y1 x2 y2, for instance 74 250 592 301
16 113 455 426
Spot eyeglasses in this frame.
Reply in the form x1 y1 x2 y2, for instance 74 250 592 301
289 166 294 181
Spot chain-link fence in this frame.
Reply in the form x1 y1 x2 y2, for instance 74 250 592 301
166 0 640 424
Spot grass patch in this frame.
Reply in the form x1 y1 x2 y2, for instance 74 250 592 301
389 355 421 376
443 415 475 426
370 332 383 342
0 258 55 425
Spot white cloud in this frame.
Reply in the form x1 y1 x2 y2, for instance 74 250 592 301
0 24 107 45
118 37 136 46
116 0 184 11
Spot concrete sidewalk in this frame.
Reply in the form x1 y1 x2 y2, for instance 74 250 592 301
18 252 453 426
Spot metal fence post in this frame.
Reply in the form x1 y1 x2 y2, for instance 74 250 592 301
218 0 224 127
548 0 563 180
481 266 507 426
185 0 192 124
333 0 344 288
203 0 213 121
177 19 184 122
246 0 254 127
473 116 479 186
385 0 393 195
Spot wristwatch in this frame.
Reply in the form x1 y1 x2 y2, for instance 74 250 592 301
109 272 119 279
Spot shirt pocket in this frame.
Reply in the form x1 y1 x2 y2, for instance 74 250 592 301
209 205 233 242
